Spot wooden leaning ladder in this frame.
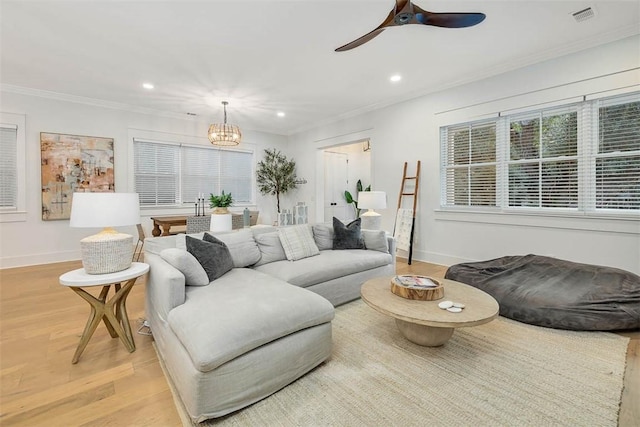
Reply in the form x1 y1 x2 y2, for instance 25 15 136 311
396 161 421 265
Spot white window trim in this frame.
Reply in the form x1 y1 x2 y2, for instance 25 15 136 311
440 93 640 221
127 128 256 214
0 112 26 223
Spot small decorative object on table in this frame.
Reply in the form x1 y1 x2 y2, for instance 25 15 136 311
390 275 444 301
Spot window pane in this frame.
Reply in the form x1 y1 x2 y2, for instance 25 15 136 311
510 118 539 160
599 101 640 153
182 146 219 204
541 159 578 208
509 162 539 207
449 126 470 165
0 126 17 208
470 165 496 206
134 141 179 206
470 124 496 163
445 167 469 206
542 111 577 158
596 156 640 210
220 150 252 203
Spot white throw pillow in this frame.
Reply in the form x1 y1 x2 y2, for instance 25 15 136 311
312 223 334 251
160 248 209 286
278 224 320 261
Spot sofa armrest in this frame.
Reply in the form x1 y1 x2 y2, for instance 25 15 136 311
387 235 397 268
145 252 187 323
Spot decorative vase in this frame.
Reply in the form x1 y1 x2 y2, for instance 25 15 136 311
210 213 232 232
293 202 308 224
213 207 229 215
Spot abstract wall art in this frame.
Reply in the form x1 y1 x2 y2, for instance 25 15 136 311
40 132 114 220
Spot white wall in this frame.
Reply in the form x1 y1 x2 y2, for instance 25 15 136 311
288 35 640 274
0 91 288 268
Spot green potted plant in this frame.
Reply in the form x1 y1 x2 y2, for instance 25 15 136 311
344 179 370 217
256 148 298 213
209 190 233 214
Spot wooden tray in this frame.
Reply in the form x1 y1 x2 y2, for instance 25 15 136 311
390 275 444 301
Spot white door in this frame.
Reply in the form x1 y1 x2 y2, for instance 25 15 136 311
323 151 350 222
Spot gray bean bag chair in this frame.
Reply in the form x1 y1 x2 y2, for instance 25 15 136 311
445 254 640 331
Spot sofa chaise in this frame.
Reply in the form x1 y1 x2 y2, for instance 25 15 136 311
144 222 396 422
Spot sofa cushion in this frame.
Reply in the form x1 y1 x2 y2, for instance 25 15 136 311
160 248 209 286
312 224 334 251
278 224 320 261
204 230 261 268
186 235 234 281
167 268 335 372
362 230 389 253
253 249 393 288
254 232 287 267
333 217 365 250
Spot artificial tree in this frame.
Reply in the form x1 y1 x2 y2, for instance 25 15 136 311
256 148 298 213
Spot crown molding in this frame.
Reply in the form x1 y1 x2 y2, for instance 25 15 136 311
0 84 199 122
288 27 640 136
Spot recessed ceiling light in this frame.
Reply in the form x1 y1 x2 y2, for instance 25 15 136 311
390 74 402 83
142 83 154 89
277 112 285 117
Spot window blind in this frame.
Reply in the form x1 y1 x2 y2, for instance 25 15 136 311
134 140 180 206
442 121 497 207
0 125 18 208
133 139 254 207
595 97 640 210
440 91 639 214
508 107 578 209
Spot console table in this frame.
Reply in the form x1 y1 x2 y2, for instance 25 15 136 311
151 216 188 236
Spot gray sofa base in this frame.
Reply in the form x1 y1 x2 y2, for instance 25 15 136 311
149 303 332 423
306 264 395 306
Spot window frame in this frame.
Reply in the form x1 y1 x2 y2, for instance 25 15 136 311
132 136 255 209
0 112 26 223
440 92 640 217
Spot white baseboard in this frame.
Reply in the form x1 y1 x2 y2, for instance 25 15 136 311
396 248 475 268
0 250 80 269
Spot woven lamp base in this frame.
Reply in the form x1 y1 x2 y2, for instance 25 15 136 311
80 232 134 274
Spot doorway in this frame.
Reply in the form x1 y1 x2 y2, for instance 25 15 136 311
321 140 371 223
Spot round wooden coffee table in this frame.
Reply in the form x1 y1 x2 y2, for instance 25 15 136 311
361 276 499 346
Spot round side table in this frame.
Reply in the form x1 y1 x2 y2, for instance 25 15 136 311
60 262 149 364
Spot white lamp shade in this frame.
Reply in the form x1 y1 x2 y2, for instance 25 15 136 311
358 191 387 210
70 192 140 228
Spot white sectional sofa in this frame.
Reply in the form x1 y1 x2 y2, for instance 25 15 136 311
144 223 396 422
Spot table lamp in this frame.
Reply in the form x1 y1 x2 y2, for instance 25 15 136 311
358 191 387 230
70 192 141 274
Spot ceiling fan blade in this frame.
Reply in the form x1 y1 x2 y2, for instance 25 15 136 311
335 6 397 52
414 8 486 28
335 27 386 52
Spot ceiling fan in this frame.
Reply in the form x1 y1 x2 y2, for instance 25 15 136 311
335 0 486 52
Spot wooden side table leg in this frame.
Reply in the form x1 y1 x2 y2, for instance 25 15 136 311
99 286 118 338
70 287 108 364
104 279 137 353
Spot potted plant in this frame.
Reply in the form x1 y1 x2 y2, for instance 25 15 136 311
344 179 371 217
209 190 233 214
256 148 298 214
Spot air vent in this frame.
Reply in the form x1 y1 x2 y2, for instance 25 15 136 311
572 7 595 23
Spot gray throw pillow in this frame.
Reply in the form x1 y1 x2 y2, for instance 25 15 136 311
205 230 261 267
186 235 233 281
254 232 288 266
160 248 210 286
312 224 334 251
333 217 365 250
362 230 389 253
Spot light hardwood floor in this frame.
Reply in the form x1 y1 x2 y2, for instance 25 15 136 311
1 259 637 426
